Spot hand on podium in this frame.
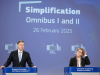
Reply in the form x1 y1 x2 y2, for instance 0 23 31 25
33 66 36 68
0 66 5 69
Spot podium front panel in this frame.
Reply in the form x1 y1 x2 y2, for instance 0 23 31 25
3 67 37 75
64 67 100 75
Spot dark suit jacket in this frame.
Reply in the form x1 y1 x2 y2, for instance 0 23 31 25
69 56 90 67
3 50 34 67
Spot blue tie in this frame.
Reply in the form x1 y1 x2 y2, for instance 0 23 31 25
19 52 21 62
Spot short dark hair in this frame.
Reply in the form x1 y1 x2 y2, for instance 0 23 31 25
17 40 25 44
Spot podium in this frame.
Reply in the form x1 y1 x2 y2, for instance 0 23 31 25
3 67 37 75
64 67 100 75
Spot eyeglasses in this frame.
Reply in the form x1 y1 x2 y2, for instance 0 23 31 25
77 50 82 54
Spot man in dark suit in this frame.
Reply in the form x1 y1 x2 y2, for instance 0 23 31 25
69 48 90 67
0 40 36 69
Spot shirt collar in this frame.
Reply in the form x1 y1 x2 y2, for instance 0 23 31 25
75 56 81 60
18 49 23 53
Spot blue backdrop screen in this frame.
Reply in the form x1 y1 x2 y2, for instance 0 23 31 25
0 0 100 75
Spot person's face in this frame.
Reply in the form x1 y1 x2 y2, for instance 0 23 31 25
17 42 24 51
76 49 83 57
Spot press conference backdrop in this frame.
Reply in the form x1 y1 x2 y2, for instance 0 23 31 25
0 0 100 75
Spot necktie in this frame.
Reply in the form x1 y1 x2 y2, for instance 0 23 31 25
19 52 21 62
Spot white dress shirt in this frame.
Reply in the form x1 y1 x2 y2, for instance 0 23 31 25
18 49 23 60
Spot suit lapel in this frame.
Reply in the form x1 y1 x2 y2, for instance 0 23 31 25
20 50 24 62
81 58 83 67
74 56 77 66
15 50 19 63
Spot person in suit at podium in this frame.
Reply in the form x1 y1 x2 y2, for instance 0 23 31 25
69 48 90 67
0 40 36 69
